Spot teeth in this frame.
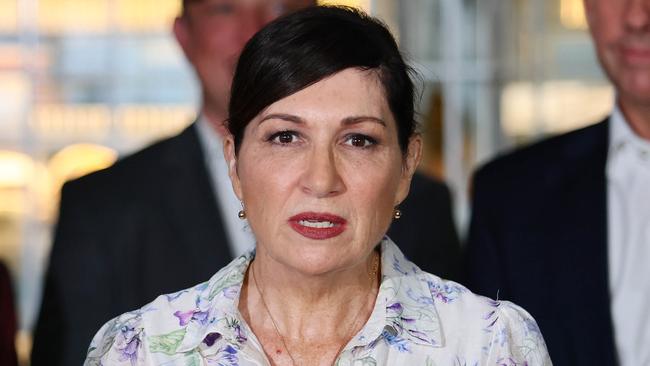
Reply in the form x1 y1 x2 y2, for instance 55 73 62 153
299 220 335 228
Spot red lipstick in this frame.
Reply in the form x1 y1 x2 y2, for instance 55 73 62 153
622 46 650 65
288 212 347 240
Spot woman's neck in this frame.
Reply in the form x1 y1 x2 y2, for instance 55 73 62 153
238 248 380 364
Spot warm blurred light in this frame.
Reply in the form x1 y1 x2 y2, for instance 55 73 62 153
0 153 51 218
0 151 41 217
31 104 111 140
501 81 613 138
0 151 34 188
36 0 180 34
115 0 180 33
318 0 371 11
38 0 110 33
0 0 18 33
48 143 117 189
16 330 32 366
560 0 587 29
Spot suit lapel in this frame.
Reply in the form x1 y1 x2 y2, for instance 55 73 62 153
159 123 233 273
549 120 617 364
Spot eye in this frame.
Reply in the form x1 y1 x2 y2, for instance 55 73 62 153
344 134 376 148
268 130 299 145
207 3 235 15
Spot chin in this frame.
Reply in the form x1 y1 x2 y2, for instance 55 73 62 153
621 83 650 104
280 240 362 276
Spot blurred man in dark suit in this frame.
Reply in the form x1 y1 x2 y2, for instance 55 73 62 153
32 1 460 365
466 1 650 365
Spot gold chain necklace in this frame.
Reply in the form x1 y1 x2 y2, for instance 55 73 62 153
250 251 380 365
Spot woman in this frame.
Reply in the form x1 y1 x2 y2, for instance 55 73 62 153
85 6 550 365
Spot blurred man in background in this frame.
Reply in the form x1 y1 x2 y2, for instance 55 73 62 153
32 1 460 365
466 0 650 365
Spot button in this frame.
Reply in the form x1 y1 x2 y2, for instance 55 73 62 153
640 150 649 161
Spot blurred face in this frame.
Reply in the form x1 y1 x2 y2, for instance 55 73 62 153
585 0 650 106
174 0 315 127
225 68 421 276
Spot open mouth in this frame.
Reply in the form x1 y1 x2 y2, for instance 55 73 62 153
298 220 336 228
288 212 347 240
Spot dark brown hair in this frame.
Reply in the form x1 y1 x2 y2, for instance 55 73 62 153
227 6 417 155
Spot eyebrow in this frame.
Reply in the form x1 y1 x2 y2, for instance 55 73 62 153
259 113 387 127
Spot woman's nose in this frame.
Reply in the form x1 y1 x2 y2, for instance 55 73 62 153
300 147 345 198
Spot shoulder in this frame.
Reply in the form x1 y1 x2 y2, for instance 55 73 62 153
475 120 608 186
62 125 197 201
84 253 252 365
410 171 449 195
84 282 208 365
417 273 550 364
483 300 551 365
470 121 608 206
84 309 147 366
405 172 452 208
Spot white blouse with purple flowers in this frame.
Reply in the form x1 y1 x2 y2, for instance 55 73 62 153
84 238 552 366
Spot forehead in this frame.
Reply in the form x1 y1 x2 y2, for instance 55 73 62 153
263 68 391 120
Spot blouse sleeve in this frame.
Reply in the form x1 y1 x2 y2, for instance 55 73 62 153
486 300 552 366
84 313 149 366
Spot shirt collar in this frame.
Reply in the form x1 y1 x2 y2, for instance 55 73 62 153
608 102 650 172
609 103 650 156
168 238 445 355
195 113 224 161
347 238 445 352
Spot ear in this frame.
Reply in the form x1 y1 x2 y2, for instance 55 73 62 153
223 134 244 201
173 16 193 61
395 134 423 205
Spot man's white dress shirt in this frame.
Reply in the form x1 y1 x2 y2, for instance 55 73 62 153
607 105 650 366
196 115 256 257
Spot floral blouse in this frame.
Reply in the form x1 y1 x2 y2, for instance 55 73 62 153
85 238 552 365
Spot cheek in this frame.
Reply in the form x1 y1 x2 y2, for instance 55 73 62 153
342 153 402 218
593 7 624 46
194 29 240 63
238 150 299 211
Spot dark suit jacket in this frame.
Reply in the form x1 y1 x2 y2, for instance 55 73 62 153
32 123 460 366
0 261 18 366
465 120 617 365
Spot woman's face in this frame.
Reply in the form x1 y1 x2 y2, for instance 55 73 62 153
225 68 421 275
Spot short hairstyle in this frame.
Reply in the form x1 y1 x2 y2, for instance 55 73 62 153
228 6 417 155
